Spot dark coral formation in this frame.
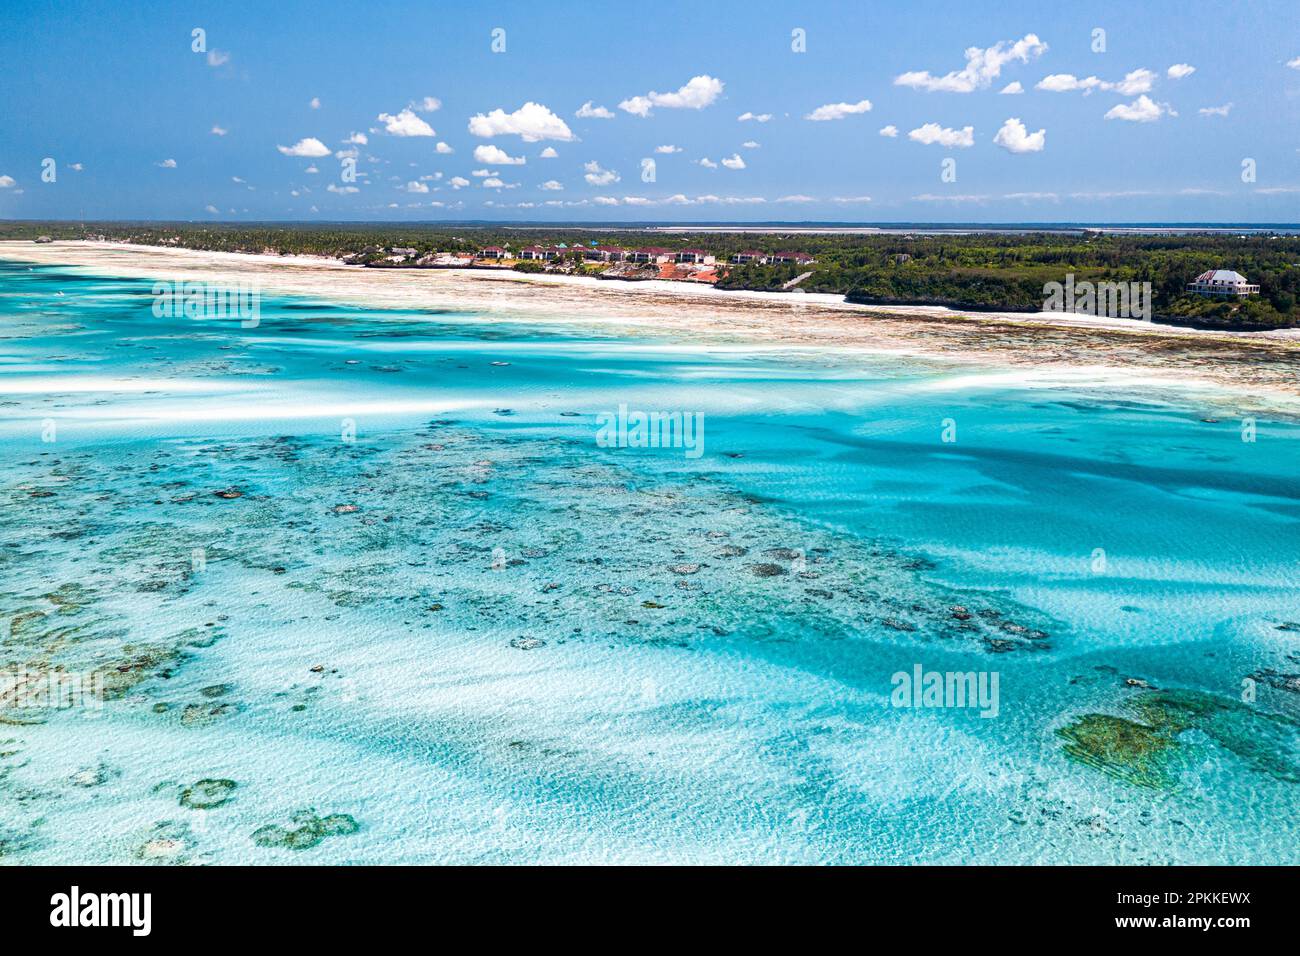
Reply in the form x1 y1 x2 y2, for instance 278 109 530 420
1058 686 1300 788
252 809 360 851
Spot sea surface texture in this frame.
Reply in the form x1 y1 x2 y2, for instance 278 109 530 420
1 260 1297 864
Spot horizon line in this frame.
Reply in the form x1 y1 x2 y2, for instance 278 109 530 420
5 218 1299 230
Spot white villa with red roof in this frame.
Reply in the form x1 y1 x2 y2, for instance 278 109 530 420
1187 269 1259 296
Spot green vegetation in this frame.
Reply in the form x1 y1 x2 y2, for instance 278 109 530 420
3 220 1297 329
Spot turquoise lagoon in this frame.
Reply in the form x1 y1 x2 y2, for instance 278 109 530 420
1 260 1297 864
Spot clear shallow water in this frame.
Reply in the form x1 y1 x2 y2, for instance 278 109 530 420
1 260 1298 864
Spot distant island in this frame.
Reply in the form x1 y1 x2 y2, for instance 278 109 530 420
3 221 1297 331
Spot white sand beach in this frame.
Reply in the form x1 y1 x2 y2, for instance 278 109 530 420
5 240 1300 407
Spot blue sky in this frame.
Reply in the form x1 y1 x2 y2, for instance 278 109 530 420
2 0 1299 223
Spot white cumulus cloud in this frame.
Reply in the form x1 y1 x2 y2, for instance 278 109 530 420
805 99 873 121
1105 95 1175 122
1167 63 1196 79
1198 103 1232 117
583 161 619 185
619 75 723 117
895 34 1047 93
474 144 525 165
468 102 574 141
737 112 772 122
908 123 975 147
435 142 454 153
721 153 746 169
1037 68 1155 95
879 125 899 137
576 101 614 119
992 117 1045 153
1037 73 1100 92
1000 81 1024 94
655 144 682 153
1111 69 1157 95
156 158 177 168
378 109 435 137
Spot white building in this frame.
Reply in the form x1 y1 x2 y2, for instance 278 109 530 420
629 247 674 264
1187 269 1259 297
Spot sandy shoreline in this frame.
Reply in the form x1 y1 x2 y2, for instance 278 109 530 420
8 239 1298 337
4 240 1300 409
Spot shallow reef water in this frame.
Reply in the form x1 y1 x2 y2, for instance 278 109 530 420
1 260 1298 864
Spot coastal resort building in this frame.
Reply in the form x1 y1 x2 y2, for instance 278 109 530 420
584 246 627 262
730 250 768 264
629 247 674 264
1187 269 1259 297
675 248 716 265
771 251 817 265
518 245 551 260
478 246 507 259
